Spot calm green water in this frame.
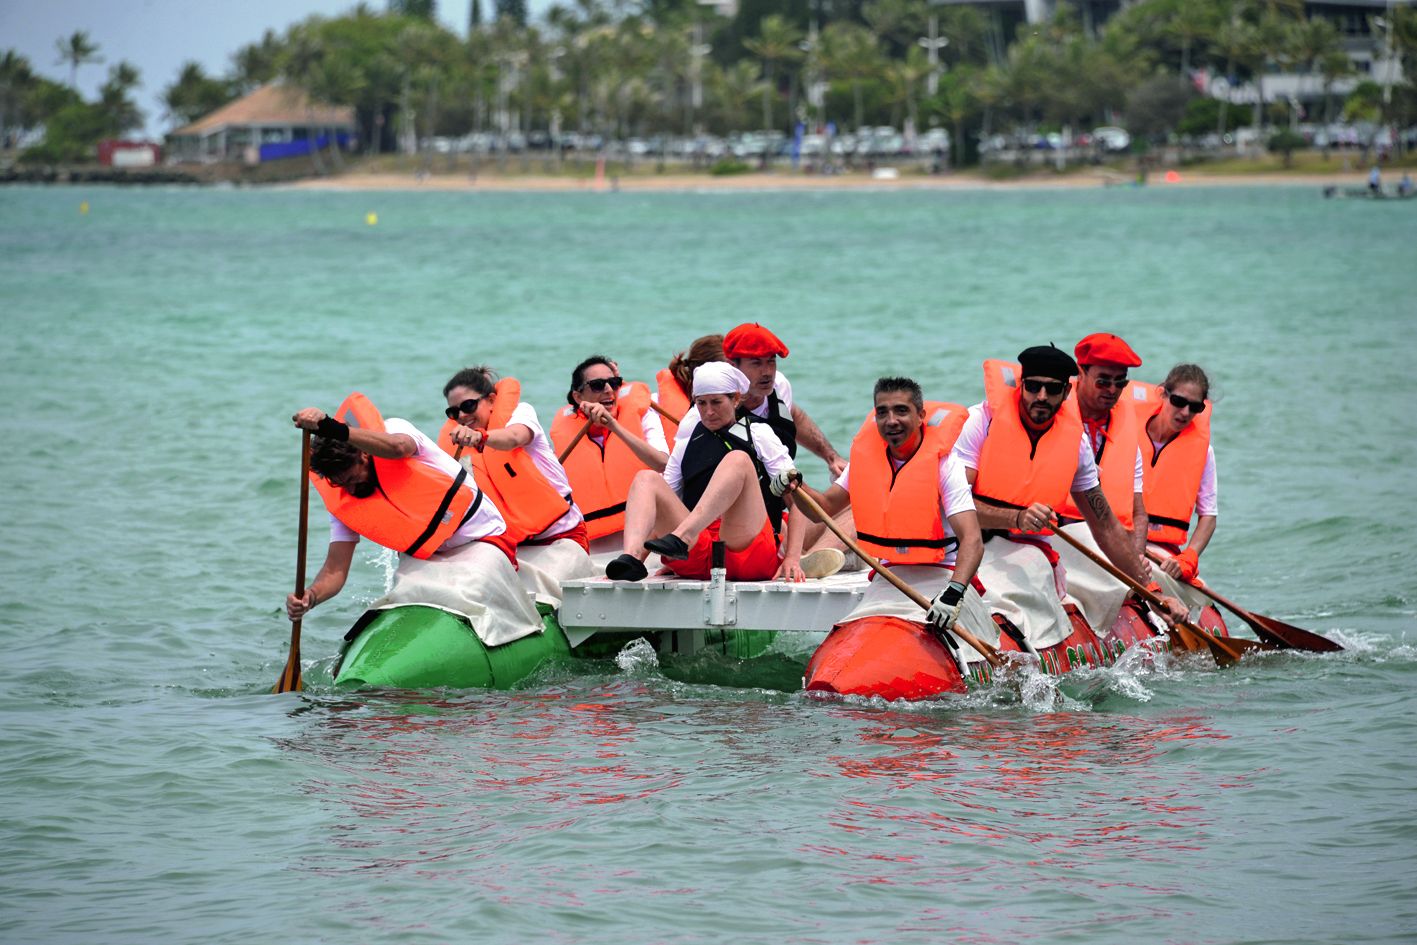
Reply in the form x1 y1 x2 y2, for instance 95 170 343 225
2 184 1415 945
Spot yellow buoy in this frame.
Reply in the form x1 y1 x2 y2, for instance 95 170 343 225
79 201 90 215
366 212 378 226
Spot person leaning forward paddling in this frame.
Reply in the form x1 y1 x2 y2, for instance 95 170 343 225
793 377 997 658
953 345 1185 649
552 355 669 553
1046 332 1152 634
284 394 513 621
1140 363 1219 585
605 362 807 583
442 365 589 552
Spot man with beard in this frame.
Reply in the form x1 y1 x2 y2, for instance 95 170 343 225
1049 333 1150 634
284 398 514 621
951 345 1161 654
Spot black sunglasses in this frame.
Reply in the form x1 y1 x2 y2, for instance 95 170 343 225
1022 378 1068 397
1165 391 1206 414
1090 374 1129 390
579 376 624 394
444 397 482 420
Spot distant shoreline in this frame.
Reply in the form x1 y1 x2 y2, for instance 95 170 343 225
286 169 1376 193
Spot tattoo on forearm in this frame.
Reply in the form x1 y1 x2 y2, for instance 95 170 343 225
1084 486 1111 521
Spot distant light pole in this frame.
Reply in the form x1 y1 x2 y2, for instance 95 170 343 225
919 14 949 97
690 21 711 136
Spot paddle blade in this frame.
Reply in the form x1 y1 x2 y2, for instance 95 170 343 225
1251 612 1344 652
273 622 304 693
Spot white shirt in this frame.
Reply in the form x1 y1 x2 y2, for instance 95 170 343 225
1148 438 1219 517
663 417 794 497
507 402 585 539
673 370 794 443
329 418 508 548
834 453 975 566
951 401 1100 494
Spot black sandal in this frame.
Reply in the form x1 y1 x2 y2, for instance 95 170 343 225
605 554 649 581
643 534 690 560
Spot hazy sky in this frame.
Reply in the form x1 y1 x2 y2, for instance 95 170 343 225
2 0 491 137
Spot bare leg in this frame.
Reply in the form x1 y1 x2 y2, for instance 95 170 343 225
671 451 768 550
622 469 690 561
803 506 855 554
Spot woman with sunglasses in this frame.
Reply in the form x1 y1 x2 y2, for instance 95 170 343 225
549 356 669 555
441 366 588 556
1140 364 1216 584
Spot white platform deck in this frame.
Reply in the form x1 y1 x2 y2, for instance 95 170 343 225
559 570 870 652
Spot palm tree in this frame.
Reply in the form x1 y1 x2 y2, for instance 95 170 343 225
1 51 36 149
885 46 932 133
744 15 803 131
55 30 103 90
820 22 883 132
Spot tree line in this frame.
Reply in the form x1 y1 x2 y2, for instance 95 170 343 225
2 0 1414 167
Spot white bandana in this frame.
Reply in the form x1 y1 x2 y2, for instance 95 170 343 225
692 362 750 397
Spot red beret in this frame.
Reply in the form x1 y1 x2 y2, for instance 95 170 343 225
723 323 789 359
1074 332 1141 368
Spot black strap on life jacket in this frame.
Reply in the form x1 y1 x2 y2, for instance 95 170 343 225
680 419 784 534
405 467 474 557
856 531 959 551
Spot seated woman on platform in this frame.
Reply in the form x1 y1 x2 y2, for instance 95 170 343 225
550 356 670 558
653 334 724 442
1140 363 1217 584
605 363 805 583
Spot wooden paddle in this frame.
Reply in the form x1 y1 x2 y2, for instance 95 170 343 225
1145 550 1342 652
793 489 1003 669
273 431 312 694
1048 525 1263 667
649 400 681 423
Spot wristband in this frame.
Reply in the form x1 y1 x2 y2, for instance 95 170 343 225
315 416 349 441
475 432 486 453
941 581 966 606
1015 509 1024 529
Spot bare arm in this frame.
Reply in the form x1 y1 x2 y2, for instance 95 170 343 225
961 465 1049 532
775 494 808 581
945 509 983 589
285 540 357 619
1074 484 1147 584
1131 494 1149 559
580 402 668 472
790 403 847 478
293 408 416 458
791 482 850 523
1187 514 1216 558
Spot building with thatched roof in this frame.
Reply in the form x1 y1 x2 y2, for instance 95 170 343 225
166 83 355 164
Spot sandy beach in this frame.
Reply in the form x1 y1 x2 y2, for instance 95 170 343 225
288 168 1376 193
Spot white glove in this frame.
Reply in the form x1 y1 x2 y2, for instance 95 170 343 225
769 467 802 498
925 581 967 634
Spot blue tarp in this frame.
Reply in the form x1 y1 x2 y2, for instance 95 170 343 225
259 132 352 162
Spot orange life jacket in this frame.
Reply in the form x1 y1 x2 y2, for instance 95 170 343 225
655 367 689 442
1055 390 1140 529
437 378 571 544
973 359 1083 531
313 392 480 559
549 381 654 540
1130 381 1211 545
848 401 969 565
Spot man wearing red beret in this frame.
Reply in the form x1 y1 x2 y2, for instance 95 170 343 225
1050 333 1150 634
717 322 848 479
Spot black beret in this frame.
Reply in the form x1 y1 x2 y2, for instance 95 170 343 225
1018 344 1078 382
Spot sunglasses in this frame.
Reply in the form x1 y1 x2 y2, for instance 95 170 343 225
1165 391 1206 414
1090 374 1129 390
579 376 624 394
444 397 482 420
1022 378 1068 397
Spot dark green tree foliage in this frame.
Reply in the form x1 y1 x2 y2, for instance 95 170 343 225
1124 72 1193 140
496 0 528 28
470 0 483 31
163 61 237 126
389 0 438 19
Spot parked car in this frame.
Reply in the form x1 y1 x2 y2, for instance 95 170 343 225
1092 126 1131 153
